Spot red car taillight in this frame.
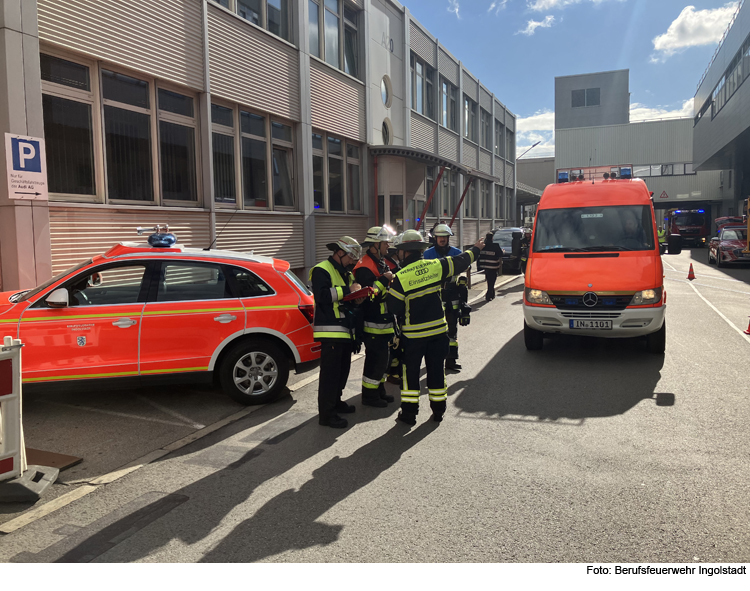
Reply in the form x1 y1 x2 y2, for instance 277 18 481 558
299 304 314 325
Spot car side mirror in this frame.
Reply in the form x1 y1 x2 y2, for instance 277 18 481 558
667 234 682 255
46 288 69 308
88 272 102 287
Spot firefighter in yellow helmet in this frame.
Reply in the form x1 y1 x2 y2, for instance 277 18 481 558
386 229 485 425
354 225 397 408
310 236 363 428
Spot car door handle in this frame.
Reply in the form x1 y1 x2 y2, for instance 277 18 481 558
112 318 137 328
214 314 237 324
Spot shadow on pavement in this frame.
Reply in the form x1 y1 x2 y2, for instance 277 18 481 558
689 248 750 285
452 331 668 422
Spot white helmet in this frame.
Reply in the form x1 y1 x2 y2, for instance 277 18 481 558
431 223 454 237
362 225 396 245
326 236 363 260
397 229 431 251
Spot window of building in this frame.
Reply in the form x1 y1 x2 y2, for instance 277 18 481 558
481 180 491 218
382 119 391 145
41 53 202 206
650 165 661 177
324 0 340 69
212 0 291 42
343 5 358 78
464 180 477 218
308 0 320 57
312 131 362 214
441 79 458 132
464 96 477 142
240 110 267 208
506 129 515 161
572 87 600 108
661 164 673 176
411 53 435 120
381 75 392 108
426 166 436 217
494 119 505 158
495 184 503 220
310 1 360 78
480 109 492 151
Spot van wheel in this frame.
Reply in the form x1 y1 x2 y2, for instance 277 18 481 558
646 322 666 355
219 339 289 405
524 322 544 351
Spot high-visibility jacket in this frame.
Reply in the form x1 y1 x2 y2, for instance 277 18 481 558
657 229 667 244
478 243 503 271
424 244 464 310
310 257 355 341
386 247 479 339
383 256 399 272
354 252 395 336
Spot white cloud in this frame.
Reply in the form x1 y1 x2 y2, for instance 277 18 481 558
527 0 622 11
651 3 739 62
488 0 509 14
629 99 693 122
517 110 556 158
447 0 461 19
517 15 555 36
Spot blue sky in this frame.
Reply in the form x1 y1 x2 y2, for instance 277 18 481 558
402 0 741 157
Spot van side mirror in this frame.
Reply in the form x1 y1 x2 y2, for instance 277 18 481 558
667 234 682 255
46 288 69 308
512 232 522 257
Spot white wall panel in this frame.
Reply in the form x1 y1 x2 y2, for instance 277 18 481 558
439 127 459 162
315 215 369 262
214 212 304 268
310 60 366 141
411 113 436 152
409 22 435 67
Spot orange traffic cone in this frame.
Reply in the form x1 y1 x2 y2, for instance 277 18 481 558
687 264 695 281
744 318 750 336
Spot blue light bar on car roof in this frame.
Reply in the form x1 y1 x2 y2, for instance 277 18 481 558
557 171 569 183
698 209 705 213
620 167 632 179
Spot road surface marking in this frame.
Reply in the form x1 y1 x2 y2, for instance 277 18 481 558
686 281 750 345
666 277 750 296
137 395 205 429
0 485 96 534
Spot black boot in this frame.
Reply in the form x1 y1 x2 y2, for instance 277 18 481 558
319 415 348 428
432 412 444 423
445 359 462 372
362 393 388 408
397 412 417 426
335 401 356 414
378 385 395 403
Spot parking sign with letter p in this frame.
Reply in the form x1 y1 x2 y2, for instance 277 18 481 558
4 133 48 201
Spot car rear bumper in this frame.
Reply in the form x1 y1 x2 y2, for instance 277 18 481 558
523 304 665 338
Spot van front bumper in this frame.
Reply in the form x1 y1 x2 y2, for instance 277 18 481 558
523 304 665 338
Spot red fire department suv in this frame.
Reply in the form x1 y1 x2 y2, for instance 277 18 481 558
0 232 319 405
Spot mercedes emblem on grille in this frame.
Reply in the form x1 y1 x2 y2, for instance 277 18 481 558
582 292 598 307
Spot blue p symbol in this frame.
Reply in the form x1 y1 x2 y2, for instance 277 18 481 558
11 138 41 173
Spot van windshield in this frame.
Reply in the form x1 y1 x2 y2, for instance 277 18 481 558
674 213 705 227
533 205 655 252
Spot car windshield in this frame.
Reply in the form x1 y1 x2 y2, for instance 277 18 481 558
10 260 93 303
721 228 747 241
533 205 655 252
674 213 705 226
492 232 515 247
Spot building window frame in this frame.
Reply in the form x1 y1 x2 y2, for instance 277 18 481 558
309 0 360 79
463 95 477 143
411 53 435 120
480 108 492 151
212 0 292 44
506 128 515 162
572 87 601 108
494 119 505 158
440 78 458 132
312 130 362 214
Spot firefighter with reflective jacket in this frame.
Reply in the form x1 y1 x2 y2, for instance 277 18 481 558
354 225 397 408
478 231 502 301
310 236 364 429
386 229 485 425
424 223 467 371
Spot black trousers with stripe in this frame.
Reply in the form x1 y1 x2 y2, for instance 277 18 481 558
485 269 498 298
400 333 450 417
445 307 459 360
317 340 354 420
362 334 392 400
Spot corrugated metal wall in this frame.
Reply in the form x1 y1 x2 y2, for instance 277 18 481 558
315 215 369 262
439 48 459 86
409 22 435 67
48 206 211 275
208 5 300 121
479 221 492 236
215 212 305 268
462 70 478 101
439 128 459 161
555 120 694 169
462 222 477 249
480 87 492 112
505 114 515 133
310 61 366 141
495 157 505 185
411 115 436 152
505 164 514 186
463 140 477 169
38 0 205 91
479 150 492 174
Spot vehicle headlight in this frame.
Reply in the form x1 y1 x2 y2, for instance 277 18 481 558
629 287 662 306
525 288 552 305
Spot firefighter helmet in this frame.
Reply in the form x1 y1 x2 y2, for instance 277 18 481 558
326 236 363 260
431 223 454 237
362 225 396 245
397 229 431 251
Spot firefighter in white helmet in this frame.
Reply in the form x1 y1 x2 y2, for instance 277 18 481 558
354 225 397 407
310 236 364 429
424 223 465 371
386 229 485 425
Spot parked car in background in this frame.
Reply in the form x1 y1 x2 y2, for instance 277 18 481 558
708 225 750 267
491 227 525 274
0 229 320 405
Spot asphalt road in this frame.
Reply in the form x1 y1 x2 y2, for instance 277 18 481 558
1 251 749 564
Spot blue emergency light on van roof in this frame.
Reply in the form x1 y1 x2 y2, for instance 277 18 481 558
698 209 705 213
620 167 632 179
557 171 569 183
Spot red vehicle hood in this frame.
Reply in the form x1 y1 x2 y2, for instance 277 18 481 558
526 252 662 293
721 239 746 249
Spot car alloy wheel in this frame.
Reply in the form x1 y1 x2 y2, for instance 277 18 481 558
233 351 279 396
219 339 289 405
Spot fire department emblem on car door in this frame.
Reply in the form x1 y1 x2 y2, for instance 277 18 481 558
77 336 86 347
